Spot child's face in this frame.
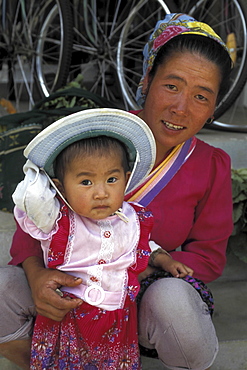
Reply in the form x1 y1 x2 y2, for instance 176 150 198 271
54 150 131 219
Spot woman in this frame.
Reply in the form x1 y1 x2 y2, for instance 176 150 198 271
0 13 233 370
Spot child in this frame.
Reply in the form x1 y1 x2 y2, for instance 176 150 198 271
13 108 192 369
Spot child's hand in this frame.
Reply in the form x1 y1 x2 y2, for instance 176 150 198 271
164 259 194 278
138 265 157 282
150 250 193 278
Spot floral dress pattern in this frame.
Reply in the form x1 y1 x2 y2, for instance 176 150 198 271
30 203 153 369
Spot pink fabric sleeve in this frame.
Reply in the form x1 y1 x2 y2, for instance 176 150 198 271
125 137 233 284
9 220 43 265
169 148 233 283
9 207 60 266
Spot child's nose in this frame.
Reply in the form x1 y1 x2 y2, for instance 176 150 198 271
94 184 108 199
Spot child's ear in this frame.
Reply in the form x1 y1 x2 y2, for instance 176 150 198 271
52 178 65 197
125 171 132 186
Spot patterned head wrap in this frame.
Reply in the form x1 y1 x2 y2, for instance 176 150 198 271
136 13 232 106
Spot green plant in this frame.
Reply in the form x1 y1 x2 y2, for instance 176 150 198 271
36 74 100 111
228 168 247 262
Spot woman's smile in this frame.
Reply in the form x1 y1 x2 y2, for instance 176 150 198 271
139 51 220 163
162 120 185 131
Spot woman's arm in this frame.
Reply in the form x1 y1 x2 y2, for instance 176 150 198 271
9 223 83 320
146 143 233 284
23 256 83 321
170 148 233 283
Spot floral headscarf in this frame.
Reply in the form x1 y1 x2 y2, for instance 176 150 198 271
136 13 231 106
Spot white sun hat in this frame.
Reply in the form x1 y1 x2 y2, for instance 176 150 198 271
13 108 156 233
24 108 156 194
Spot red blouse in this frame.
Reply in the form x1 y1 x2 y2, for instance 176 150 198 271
9 138 233 284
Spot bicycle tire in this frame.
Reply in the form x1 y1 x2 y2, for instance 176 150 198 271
117 0 176 110
65 0 173 107
176 0 247 132
35 0 73 98
0 0 73 113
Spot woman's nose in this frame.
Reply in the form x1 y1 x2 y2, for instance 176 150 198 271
170 94 189 115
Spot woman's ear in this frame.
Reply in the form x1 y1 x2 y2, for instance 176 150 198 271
205 116 214 125
142 74 150 96
52 178 65 197
142 67 152 96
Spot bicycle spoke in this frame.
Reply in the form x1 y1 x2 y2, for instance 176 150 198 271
2 0 246 131
17 55 35 107
69 0 142 105
0 0 73 113
117 0 171 109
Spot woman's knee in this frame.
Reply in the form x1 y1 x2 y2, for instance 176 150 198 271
138 278 218 369
138 278 195 348
139 278 201 321
0 266 35 341
0 266 32 306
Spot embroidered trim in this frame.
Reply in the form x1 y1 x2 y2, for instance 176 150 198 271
98 220 115 263
63 209 76 264
87 219 115 287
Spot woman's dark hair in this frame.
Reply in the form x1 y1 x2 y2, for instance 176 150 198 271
54 135 130 183
148 34 232 105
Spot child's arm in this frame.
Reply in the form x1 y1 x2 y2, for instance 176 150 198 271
149 248 194 278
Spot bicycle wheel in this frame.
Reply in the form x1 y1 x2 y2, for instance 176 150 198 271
176 0 247 132
0 0 73 113
66 0 170 108
68 0 135 106
35 0 73 98
117 0 175 110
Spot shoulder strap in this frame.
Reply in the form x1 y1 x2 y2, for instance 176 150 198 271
128 137 197 206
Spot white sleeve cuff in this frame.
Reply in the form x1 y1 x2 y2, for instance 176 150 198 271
149 240 161 252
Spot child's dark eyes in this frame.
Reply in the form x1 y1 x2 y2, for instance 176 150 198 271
107 177 117 183
81 178 117 185
81 179 92 186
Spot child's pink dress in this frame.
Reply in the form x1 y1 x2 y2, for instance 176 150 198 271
15 201 153 369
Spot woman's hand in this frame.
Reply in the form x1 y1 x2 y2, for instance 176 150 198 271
22 256 83 321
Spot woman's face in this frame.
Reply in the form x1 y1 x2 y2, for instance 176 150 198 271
139 51 221 163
